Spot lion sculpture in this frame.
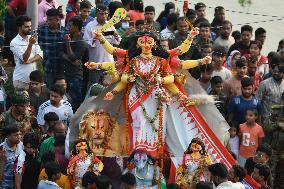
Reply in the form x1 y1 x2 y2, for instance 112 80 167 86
79 109 126 156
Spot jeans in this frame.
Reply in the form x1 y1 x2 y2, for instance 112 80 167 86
67 77 83 111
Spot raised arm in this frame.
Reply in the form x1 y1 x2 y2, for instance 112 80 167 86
94 32 126 58
171 56 212 70
168 27 199 57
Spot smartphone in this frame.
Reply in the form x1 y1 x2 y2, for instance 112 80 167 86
129 21 135 28
103 31 115 36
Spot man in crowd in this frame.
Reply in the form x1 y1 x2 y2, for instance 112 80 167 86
223 57 248 99
83 4 121 85
227 77 262 127
0 90 36 139
256 62 284 126
213 20 234 52
38 121 67 160
37 85 73 129
62 16 87 110
228 25 253 55
209 163 245 188
0 125 23 189
14 132 41 189
211 6 226 36
38 0 62 26
28 70 50 114
10 15 43 90
79 0 94 32
168 17 190 60
144 6 161 31
160 13 178 40
38 8 65 88
228 165 249 189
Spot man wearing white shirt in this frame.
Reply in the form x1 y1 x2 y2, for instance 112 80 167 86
10 16 43 90
37 84 73 129
160 13 177 40
83 4 121 85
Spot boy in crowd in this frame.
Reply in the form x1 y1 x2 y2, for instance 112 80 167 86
144 6 161 31
195 2 207 19
28 70 50 114
199 64 214 93
189 21 213 60
238 108 265 166
37 162 62 189
14 132 41 189
228 25 253 56
224 57 248 99
211 45 232 81
255 27 266 46
0 125 23 189
42 112 59 140
209 76 228 117
200 43 213 58
227 77 262 127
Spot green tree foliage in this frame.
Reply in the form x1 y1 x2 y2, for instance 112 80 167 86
239 0 252 6
0 0 6 21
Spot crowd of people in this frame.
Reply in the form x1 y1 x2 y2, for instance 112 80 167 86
0 0 283 189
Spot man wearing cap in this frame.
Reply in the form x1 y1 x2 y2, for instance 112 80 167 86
0 90 37 140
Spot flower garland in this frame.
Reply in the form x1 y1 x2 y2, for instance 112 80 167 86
135 84 161 132
124 51 131 155
158 103 164 189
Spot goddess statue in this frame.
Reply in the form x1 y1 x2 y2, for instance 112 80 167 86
67 139 103 188
175 138 212 189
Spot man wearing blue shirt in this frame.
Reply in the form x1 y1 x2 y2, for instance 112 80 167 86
227 77 262 127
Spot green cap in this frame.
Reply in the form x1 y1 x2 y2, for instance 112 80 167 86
89 83 105 97
12 90 30 105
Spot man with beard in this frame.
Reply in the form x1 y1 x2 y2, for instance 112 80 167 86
168 17 191 60
213 20 235 52
227 77 262 127
256 62 284 127
10 16 43 90
14 132 41 189
37 84 73 130
0 90 37 140
223 57 248 99
208 163 245 189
